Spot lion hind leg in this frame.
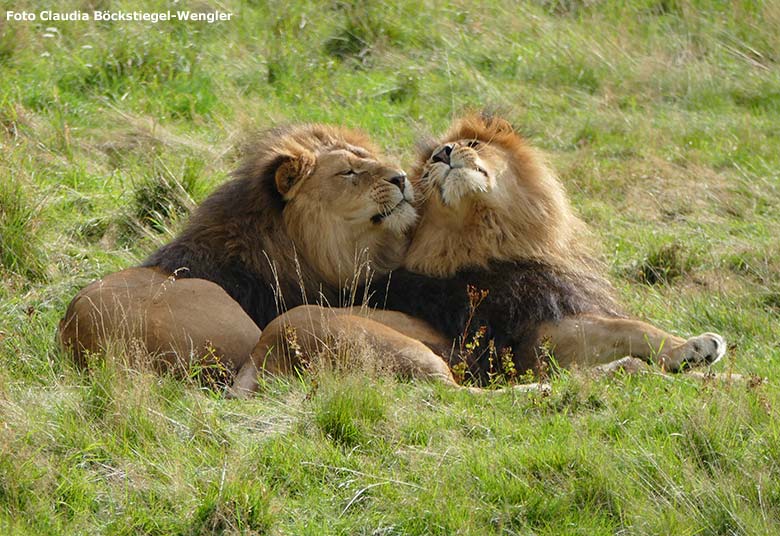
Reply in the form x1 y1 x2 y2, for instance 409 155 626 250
59 267 261 380
227 306 459 398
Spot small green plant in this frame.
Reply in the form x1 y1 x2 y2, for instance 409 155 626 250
312 375 386 447
454 285 532 387
324 1 383 62
187 345 234 393
761 290 780 313
499 346 518 382
450 285 487 385
190 479 274 534
0 179 45 280
131 173 193 233
631 243 695 285
324 22 373 61
534 337 555 384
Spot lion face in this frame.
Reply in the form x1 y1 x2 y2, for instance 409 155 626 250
264 124 417 285
406 114 583 277
420 139 503 211
414 118 533 230
281 146 416 237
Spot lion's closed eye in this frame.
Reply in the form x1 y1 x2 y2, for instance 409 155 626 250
339 170 358 181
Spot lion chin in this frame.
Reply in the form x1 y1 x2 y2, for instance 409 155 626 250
58 123 416 381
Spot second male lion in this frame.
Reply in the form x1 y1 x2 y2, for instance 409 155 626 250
372 113 725 382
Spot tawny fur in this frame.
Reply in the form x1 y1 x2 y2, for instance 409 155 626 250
229 114 726 394
406 114 592 278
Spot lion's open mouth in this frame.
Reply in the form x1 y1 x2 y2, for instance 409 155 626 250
371 200 407 224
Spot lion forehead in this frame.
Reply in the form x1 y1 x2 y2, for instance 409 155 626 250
306 149 402 187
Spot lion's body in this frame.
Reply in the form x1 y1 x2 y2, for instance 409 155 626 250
142 124 415 328
140 175 319 330
373 260 621 382
59 124 416 378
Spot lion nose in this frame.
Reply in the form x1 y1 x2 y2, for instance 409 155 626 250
431 144 453 166
386 174 406 193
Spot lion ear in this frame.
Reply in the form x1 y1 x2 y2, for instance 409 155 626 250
272 151 316 199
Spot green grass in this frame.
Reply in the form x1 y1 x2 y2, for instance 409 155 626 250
1 0 780 533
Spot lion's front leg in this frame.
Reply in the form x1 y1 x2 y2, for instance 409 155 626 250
659 332 726 372
537 314 726 371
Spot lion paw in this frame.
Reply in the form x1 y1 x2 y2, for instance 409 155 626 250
661 332 726 372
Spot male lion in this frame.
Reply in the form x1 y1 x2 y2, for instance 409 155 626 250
59 124 416 377
372 113 726 382
230 114 726 395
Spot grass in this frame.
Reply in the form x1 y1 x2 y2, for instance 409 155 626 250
1 0 779 533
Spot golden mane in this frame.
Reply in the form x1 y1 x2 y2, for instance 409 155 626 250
405 113 595 278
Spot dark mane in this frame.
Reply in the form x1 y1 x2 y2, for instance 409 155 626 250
142 189 304 329
370 261 622 384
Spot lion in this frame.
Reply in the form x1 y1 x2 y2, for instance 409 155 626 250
229 114 726 395
58 123 417 378
373 113 726 382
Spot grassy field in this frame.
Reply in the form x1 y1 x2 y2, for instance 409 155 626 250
2 0 780 533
